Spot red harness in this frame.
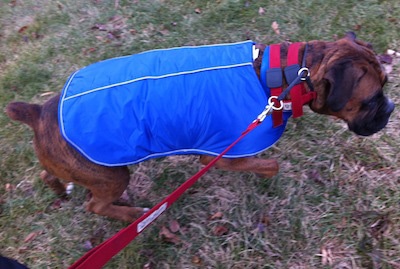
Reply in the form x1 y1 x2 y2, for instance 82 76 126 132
269 42 316 127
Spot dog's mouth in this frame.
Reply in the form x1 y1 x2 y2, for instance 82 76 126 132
348 97 395 136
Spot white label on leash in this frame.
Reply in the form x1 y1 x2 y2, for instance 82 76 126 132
283 102 292 111
137 202 168 233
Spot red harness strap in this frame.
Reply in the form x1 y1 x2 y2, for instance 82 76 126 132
68 119 262 269
287 43 316 118
269 44 283 127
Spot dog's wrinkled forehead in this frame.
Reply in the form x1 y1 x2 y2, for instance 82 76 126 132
339 34 388 90
353 37 388 85
352 46 387 101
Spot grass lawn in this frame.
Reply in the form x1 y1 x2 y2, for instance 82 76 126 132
0 0 399 268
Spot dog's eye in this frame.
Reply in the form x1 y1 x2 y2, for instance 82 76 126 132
363 96 377 108
362 92 383 109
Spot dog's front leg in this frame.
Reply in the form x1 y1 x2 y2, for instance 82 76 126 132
199 156 279 178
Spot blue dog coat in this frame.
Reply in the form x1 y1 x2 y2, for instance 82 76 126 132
59 41 291 166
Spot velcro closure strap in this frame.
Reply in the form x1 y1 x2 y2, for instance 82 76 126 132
266 68 283 88
284 64 301 85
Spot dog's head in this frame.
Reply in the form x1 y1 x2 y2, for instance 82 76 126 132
309 32 394 136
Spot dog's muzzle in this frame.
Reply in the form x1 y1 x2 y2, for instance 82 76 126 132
349 97 395 136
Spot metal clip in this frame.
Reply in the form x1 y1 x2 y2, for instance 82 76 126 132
298 67 310 81
256 96 284 122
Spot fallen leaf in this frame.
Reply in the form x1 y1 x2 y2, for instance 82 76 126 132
83 240 93 250
31 32 43 40
24 232 39 243
169 220 180 233
5 183 15 192
192 255 202 265
9 0 17 7
320 246 333 266
271 21 280 35
383 64 393 74
107 32 116 39
18 25 29 34
378 54 393 64
258 7 265 16
209 212 223 220
18 247 29 254
260 215 270 225
387 49 400 57
49 198 63 210
83 47 97 55
212 225 229 236
159 226 181 244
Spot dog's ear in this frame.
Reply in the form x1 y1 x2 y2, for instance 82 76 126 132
324 59 366 112
344 31 374 50
344 31 357 41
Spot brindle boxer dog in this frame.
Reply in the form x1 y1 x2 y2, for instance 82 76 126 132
5 32 394 222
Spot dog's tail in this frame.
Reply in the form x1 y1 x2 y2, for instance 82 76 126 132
5 102 42 129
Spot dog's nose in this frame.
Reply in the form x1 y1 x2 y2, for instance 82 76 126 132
386 99 395 114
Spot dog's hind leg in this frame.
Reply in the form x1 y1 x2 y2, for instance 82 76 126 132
82 167 146 222
199 156 279 178
86 195 145 223
42 164 145 222
40 170 68 197
7 97 146 222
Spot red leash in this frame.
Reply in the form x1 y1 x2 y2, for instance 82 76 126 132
69 119 263 269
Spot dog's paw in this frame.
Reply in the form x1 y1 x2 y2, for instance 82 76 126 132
66 182 74 195
142 208 150 214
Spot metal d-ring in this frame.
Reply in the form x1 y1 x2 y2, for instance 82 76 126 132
256 96 284 123
298 67 310 81
268 96 284 111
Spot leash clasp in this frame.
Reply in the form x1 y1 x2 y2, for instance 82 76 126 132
256 96 283 122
